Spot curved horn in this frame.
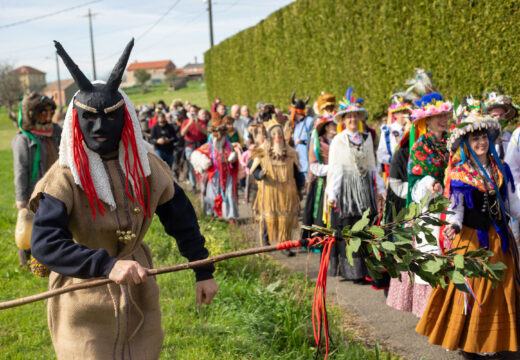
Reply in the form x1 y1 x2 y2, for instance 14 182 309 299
291 91 296 105
304 94 311 105
106 38 134 93
54 40 93 92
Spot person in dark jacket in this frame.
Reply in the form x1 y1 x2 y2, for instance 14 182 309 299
150 112 176 168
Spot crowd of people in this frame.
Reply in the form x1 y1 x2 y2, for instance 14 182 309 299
11 58 520 359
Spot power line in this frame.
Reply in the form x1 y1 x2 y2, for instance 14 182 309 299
136 0 182 40
0 0 102 30
213 0 241 13
97 0 189 62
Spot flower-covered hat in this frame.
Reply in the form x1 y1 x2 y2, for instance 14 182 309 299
411 93 453 122
484 91 519 120
448 96 501 153
314 115 335 134
386 93 412 126
388 95 412 115
334 87 367 121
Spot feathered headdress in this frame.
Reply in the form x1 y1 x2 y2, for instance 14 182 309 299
334 87 367 122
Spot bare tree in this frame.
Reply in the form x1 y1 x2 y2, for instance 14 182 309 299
0 63 23 121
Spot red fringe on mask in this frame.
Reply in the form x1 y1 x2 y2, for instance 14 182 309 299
72 109 106 220
121 105 151 217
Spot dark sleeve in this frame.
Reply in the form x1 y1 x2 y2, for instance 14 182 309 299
391 146 409 182
150 125 159 144
252 165 264 180
31 194 118 278
155 183 215 281
294 163 305 191
167 125 176 143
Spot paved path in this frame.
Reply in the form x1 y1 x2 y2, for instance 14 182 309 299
236 195 461 360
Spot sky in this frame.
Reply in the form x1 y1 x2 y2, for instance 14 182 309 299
0 0 294 82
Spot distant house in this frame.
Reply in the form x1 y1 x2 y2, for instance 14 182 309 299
181 62 204 81
42 79 79 107
11 66 46 92
125 60 176 86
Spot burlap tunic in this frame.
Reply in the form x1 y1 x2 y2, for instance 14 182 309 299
30 153 175 360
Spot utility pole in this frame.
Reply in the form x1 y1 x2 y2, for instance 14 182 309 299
55 52 63 109
85 8 97 80
203 0 214 48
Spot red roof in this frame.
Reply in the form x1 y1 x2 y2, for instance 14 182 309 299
127 60 175 71
11 65 45 75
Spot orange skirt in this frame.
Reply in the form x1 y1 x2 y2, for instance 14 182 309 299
416 225 520 353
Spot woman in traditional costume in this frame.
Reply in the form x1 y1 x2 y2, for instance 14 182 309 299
376 94 412 182
250 116 304 255
12 93 61 266
396 93 452 317
29 39 217 360
302 93 336 239
325 88 385 281
190 116 239 223
416 99 520 359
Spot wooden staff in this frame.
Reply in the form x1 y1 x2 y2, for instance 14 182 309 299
0 244 281 310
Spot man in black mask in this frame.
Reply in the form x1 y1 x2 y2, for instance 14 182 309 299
29 39 218 360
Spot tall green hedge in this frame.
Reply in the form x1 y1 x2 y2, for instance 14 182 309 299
205 0 520 120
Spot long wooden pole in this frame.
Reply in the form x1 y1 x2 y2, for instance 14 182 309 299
0 244 279 310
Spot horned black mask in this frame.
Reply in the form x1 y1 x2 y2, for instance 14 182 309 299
55 39 134 155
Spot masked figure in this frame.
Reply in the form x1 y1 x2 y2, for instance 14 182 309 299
250 117 305 255
190 116 239 222
29 39 217 360
12 92 61 266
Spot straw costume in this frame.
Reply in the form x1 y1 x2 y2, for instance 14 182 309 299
12 93 61 266
190 116 239 221
325 88 385 281
302 93 336 239
417 99 520 357
251 117 304 253
29 39 215 360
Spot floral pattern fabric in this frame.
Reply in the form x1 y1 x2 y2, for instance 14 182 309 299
450 157 503 192
408 132 448 181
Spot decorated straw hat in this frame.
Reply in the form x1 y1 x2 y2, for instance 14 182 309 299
334 87 367 121
315 115 335 134
484 92 519 120
448 97 501 153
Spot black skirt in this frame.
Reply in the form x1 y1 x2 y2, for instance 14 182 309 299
302 176 326 238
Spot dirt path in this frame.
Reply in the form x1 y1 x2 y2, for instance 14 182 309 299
236 194 461 360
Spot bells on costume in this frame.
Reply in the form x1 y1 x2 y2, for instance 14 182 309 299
116 229 137 244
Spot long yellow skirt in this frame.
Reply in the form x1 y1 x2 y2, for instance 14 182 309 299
416 226 520 353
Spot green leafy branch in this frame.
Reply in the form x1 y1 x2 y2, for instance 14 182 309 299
303 195 506 292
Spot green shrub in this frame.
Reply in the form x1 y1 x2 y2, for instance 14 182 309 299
205 0 520 122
